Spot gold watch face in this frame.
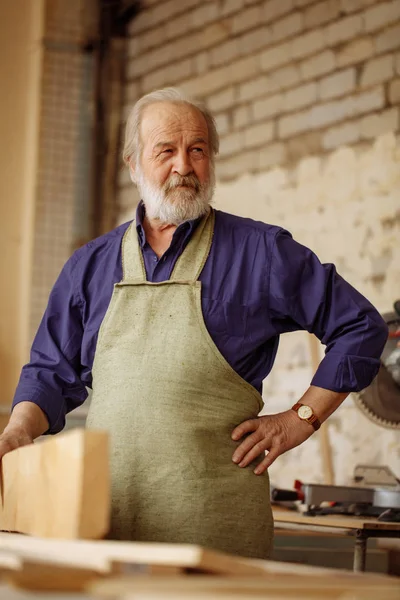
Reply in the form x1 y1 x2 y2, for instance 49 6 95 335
298 405 313 420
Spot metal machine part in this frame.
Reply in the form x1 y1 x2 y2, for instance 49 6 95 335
302 483 374 507
353 300 400 429
374 488 400 510
353 465 399 488
271 466 400 521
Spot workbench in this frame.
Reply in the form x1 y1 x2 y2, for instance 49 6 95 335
273 508 400 572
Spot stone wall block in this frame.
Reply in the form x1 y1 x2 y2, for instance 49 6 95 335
304 0 341 28
360 108 399 139
232 5 263 33
264 0 294 24
322 121 361 149
261 41 292 72
364 0 400 33
336 37 374 68
360 54 394 88
300 50 336 80
319 68 356 100
253 93 284 120
375 24 400 54
244 121 275 147
283 82 318 112
389 78 400 104
271 12 304 43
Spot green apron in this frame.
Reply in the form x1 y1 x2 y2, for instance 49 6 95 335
86 208 274 559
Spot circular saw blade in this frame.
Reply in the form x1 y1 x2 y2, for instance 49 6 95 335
354 362 400 429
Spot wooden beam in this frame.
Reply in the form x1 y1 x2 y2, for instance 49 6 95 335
88 574 400 600
0 533 396 595
0 533 274 576
3 560 102 593
0 428 110 539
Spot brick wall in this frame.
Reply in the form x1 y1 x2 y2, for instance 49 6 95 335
119 0 400 486
119 0 399 195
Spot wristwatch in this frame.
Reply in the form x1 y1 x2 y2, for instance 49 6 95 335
291 402 321 431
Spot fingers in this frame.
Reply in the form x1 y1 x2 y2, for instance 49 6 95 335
253 446 281 475
232 414 291 474
231 419 258 441
232 431 262 464
236 438 271 468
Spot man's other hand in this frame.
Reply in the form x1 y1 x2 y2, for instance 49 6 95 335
0 401 49 460
231 410 314 475
0 427 34 460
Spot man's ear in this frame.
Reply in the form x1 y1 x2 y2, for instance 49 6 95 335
128 160 136 184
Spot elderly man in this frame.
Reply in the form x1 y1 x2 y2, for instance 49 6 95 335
3 88 387 559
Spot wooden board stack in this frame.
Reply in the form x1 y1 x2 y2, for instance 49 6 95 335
0 535 398 599
0 430 398 599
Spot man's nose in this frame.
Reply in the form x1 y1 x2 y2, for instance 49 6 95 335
173 151 193 176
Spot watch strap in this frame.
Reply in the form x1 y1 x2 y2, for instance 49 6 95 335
291 402 321 431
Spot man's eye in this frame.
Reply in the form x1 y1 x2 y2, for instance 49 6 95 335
192 148 203 153
162 149 173 154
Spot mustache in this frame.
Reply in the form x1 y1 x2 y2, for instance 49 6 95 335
163 174 201 193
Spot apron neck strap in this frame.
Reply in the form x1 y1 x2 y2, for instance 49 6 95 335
122 221 147 282
170 208 214 282
121 208 215 282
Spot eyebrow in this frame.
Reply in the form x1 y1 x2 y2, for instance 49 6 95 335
153 137 208 151
190 137 208 145
153 142 173 151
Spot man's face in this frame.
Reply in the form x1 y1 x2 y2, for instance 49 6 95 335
131 102 215 225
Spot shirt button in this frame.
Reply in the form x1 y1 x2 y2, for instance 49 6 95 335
153 257 157 262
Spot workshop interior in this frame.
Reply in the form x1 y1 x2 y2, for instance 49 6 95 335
0 0 399 598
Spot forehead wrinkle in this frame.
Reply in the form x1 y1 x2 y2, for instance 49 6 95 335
141 103 209 151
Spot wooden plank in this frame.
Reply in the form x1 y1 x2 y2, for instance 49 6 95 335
0 535 396 595
2 531 393 580
0 428 110 539
3 560 103 593
88 574 400 599
273 508 400 532
115 590 400 600
2 560 184 592
0 533 270 577
0 550 22 571
119 596 395 600
126 592 400 600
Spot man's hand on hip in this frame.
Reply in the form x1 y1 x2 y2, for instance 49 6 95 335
231 410 314 475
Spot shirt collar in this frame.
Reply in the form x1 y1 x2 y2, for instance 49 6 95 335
135 200 201 248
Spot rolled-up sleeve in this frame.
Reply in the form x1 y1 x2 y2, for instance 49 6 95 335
12 252 88 433
269 229 388 392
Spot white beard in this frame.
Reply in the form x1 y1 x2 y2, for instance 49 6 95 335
134 166 215 225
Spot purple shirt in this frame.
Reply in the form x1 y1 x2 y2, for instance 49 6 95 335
13 204 388 433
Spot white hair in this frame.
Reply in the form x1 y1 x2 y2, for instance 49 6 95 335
122 88 220 165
